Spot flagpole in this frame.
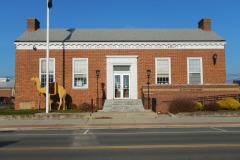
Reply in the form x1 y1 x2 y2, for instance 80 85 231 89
46 0 50 113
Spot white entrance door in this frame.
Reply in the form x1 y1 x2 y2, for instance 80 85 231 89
106 56 138 100
114 74 130 99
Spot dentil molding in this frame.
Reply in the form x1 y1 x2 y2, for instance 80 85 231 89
15 42 225 50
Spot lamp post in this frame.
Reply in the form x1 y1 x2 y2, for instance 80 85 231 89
147 69 151 109
45 0 52 113
96 70 100 110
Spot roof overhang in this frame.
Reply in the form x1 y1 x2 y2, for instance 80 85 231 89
15 41 226 50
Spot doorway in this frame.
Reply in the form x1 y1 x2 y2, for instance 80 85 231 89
114 74 130 99
106 55 138 100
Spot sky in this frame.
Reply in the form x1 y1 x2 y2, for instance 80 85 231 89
0 0 239 82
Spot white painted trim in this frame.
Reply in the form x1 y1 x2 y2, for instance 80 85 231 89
106 55 138 58
72 58 89 89
106 55 138 100
15 41 226 50
39 58 55 84
155 57 171 84
187 57 203 84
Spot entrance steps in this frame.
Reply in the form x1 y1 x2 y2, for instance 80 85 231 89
93 111 158 119
101 99 146 112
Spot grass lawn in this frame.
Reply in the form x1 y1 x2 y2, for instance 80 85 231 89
0 109 81 115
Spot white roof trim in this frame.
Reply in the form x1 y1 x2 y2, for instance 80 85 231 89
15 41 225 50
106 55 138 58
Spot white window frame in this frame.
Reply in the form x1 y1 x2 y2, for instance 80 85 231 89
72 58 88 89
39 58 55 86
155 57 171 84
187 57 203 84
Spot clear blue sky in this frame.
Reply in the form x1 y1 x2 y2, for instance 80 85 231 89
1 0 239 82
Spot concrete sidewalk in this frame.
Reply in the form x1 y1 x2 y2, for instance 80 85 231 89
1 112 240 130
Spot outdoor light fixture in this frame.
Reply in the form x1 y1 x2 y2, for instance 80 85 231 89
33 45 37 50
147 69 151 109
96 70 100 111
213 53 217 65
96 70 100 77
147 69 151 77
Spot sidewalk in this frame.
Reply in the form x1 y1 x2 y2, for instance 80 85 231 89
1 112 240 130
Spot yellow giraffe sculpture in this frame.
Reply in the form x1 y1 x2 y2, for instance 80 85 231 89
31 77 66 110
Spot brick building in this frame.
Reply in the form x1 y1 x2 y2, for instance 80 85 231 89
14 18 238 112
0 78 15 98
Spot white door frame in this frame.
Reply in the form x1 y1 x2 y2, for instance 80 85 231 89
106 55 138 100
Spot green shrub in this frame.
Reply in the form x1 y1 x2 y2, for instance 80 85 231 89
0 109 44 115
203 102 220 111
71 104 81 110
169 98 198 114
67 103 77 110
217 97 240 110
195 101 203 110
75 103 97 112
79 103 92 112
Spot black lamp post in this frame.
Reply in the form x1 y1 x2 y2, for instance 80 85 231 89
96 70 100 110
147 69 151 109
213 53 217 65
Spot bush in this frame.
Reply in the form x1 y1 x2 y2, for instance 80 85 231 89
203 102 220 111
169 98 198 114
74 103 97 112
217 97 240 110
79 103 93 112
195 101 203 110
67 103 77 110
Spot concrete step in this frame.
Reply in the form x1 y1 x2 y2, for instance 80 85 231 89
93 111 158 119
102 99 145 112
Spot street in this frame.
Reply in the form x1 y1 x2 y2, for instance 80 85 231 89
1 127 240 160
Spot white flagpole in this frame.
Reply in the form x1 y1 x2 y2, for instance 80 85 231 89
46 0 50 113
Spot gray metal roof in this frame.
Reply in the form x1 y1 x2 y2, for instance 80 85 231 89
0 79 15 88
15 28 225 42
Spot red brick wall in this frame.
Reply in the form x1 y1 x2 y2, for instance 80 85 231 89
27 18 40 32
0 89 13 97
198 18 211 31
142 84 239 113
15 48 227 110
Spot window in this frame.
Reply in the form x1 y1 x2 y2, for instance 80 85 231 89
113 65 130 71
155 58 171 84
73 58 88 88
187 58 203 84
39 58 55 87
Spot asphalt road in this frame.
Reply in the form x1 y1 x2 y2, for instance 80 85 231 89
1 127 240 160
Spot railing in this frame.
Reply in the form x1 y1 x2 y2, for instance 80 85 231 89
194 94 239 106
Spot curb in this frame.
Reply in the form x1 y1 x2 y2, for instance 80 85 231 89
0 112 160 120
1 121 240 131
166 112 176 117
1 112 240 131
